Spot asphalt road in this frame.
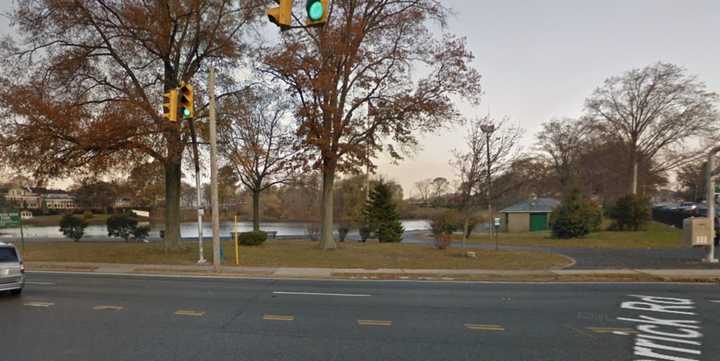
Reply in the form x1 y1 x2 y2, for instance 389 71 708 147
2 273 720 361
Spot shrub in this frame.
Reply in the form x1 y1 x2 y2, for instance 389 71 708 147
337 225 350 242
305 223 321 241
238 231 267 246
82 210 93 221
59 214 88 242
376 221 404 243
133 225 150 242
107 214 139 241
608 194 651 231
359 225 371 242
551 190 603 239
429 210 459 249
455 213 482 239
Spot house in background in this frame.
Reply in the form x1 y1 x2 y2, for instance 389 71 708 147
43 191 77 210
500 197 560 232
5 186 42 209
2 186 77 211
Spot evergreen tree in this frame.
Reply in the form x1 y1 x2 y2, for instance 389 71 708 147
363 181 405 243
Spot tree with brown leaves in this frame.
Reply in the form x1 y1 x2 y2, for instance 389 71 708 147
0 1 266 250
261 0 482 249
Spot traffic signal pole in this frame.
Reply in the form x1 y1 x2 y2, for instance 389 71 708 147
705 147 720 263
209 68 222 271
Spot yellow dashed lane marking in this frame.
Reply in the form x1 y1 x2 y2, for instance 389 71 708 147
358 319 392 327
24 301 54 308
465 324 505 331
93 305 124 311
587 327 636 334
175 310 206 317
263 314 295 321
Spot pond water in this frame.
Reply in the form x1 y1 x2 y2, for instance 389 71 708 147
0 219 430 239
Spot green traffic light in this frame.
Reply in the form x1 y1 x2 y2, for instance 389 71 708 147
182 108 191 118
307 0 324 21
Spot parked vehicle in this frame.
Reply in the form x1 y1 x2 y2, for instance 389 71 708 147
677 202 698 211
0 242 24 295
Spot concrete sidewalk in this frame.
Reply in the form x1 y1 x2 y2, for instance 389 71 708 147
24 261 720 282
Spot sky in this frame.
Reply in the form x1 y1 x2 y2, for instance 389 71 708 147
1 1 719 196
374 0 720 197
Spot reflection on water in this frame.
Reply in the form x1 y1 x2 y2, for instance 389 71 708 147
0 220 430 239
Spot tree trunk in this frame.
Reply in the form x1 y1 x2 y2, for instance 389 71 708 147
164 159 182 250
320 166 336 250
461 213 469 249
631 160 639 195
252 190 260 232
629 147 638 195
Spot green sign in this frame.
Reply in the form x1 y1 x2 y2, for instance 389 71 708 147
0 212 20 228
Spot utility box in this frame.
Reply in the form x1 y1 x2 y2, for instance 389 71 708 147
683 217 712 247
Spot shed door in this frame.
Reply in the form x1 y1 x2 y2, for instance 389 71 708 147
529 213 548 231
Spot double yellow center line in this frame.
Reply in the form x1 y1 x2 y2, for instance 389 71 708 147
465 323 505 332
587 327 636 334
263 314 295 321
357 319 393 327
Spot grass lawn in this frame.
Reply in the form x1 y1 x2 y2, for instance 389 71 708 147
21 240 571 270
467 221 683 249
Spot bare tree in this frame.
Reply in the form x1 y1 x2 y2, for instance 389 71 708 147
430 177 450 199
452 116 522 243
218 87 300 231
585 62 719 194
535 118 587 191
260 0 481 249
414 178 433 204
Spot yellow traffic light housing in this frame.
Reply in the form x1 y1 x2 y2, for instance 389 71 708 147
305 0 328 27
179 83 194 119
162 89 178 122
268 0 293 30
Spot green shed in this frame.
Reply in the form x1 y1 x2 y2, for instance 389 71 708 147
500 197 560 233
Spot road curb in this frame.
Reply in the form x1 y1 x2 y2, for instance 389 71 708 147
25 262 720 284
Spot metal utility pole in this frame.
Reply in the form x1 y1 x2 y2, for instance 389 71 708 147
480 123 496 250
705 148 719 263
209 68 221 271
365 103 372 202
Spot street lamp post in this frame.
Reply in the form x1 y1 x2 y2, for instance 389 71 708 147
480 123 496 251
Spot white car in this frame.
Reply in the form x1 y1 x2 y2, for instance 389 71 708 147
0 242 24 295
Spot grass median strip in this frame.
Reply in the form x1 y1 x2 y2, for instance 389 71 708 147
23 240 571 270
467 222 682 249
